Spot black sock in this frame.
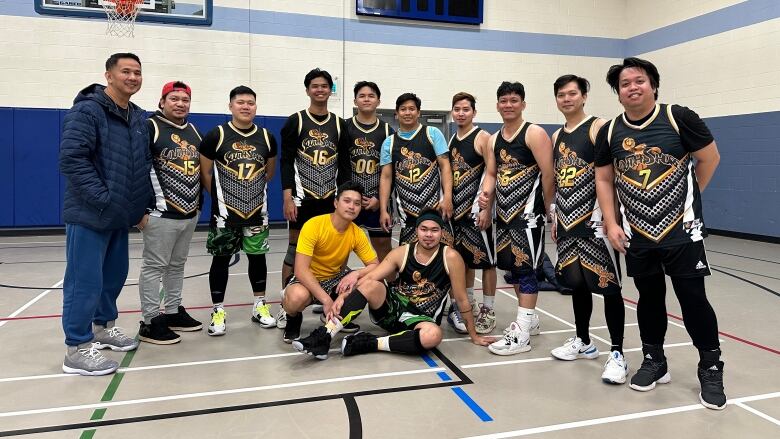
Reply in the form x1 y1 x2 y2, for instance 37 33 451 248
604 293 626 353
339 289 368 325
572 288 592 344
387 329 425 354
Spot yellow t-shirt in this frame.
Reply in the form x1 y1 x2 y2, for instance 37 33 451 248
296 214 377 280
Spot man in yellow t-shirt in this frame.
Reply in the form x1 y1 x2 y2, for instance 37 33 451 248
280 181 379 343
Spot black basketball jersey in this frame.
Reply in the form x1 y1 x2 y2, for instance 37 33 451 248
147 112 202 219
396 243 451 318
293 110 342 203
389 125 442 222
606 104 707 248
209 122 275 227
492 122 545 228
553 116 602 238
346 117 392 199
449 127 486 221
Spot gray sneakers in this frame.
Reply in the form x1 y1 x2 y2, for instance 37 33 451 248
62 343 119 376
92 322 139 352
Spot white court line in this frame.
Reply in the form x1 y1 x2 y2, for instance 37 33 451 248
459 391 780 439
0 367 444 418
0 279 63 329
439 325 638 344
736 402 780 427
0 233 290 246
460 342 694 369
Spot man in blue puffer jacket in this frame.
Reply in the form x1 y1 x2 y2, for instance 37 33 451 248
59 53 153 376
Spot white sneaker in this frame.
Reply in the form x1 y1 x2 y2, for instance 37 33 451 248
475 305 496 334
470 298 479 318
488 321 531 355
503 313 541 336
602 350 629 384
551 337 599 360
275 308 287 329
208 307 226 336
251 301 276 328
447 309 468 334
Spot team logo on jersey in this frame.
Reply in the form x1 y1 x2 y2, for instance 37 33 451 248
499 149 519 165
354 137 375 149
593 264 617 288
462 241 488 265
306 129 329 145
161 134 199 162
232 141 256 152
400 270 438 306
512 246 530 267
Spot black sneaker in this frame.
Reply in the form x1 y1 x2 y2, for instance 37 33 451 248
319 314 360 333
698 361 726 410
166 306 203 332
292 327 331 360
282 312 303 344
629 344 671 391
138 315 181 345
341 331 378 356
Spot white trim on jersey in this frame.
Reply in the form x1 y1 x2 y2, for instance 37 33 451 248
149 166 167 216
683 160 704 242
213 126 230 228
292 161 305 206
399 244 411 272
526 225 545 268
479 228 496 265
601 236 623 288
523 174 543 227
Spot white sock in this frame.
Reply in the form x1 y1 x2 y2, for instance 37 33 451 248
377 336 391 352
516 306 535 331
213 303 223 311
254 296 265 306
466 287 475 303
325 317 344 336
483 295 495 310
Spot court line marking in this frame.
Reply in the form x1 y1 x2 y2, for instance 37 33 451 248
460 342 694 369
736 402 780 427
0 279 63 329
459 391 780 438
440 323 641 343
0 367 445 419
420 353 493 422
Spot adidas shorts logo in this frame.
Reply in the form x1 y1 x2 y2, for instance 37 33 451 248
696 260 708 270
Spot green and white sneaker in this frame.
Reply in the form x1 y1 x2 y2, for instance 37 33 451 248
208 307 227 336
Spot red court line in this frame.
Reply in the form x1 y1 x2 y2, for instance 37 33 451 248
622 297 780 356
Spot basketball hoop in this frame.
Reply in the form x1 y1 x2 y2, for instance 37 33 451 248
101 0 144 38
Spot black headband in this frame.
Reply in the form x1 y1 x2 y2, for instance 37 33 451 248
415 211 444 228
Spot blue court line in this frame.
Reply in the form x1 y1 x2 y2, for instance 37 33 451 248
420 353 493 422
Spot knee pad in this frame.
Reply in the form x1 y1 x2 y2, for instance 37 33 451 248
283 243 296 266
517 271 539 294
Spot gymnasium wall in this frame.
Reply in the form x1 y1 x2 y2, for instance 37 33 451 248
0 0 777 238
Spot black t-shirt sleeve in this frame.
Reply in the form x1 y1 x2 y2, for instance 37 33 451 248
337 117 352 186
280 113 299 191
198 127 221 160
670 105 714 152
593 122 614 167
146 119 155 146
267 130 278 158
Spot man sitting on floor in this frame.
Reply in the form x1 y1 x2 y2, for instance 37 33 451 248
293 209 492 360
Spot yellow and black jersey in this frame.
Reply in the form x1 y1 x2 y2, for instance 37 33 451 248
199 122 276 227
553 116 601 238
597 104 710 248
147 112 202 219
346 117 392 199
492 122 545 228
449 127 486 221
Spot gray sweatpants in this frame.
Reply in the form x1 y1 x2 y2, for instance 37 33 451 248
139 215 198 324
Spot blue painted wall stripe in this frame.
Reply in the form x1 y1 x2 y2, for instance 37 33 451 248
625 0 780 56
3 0 778 57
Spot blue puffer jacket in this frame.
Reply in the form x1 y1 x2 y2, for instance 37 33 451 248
60 84 152 231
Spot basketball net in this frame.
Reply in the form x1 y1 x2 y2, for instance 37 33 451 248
102 0 144 38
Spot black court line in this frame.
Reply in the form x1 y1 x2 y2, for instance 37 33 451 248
712 267 780 299
0 350 470 437
711 264 780 281
344 396 362 439
708 249 780 265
